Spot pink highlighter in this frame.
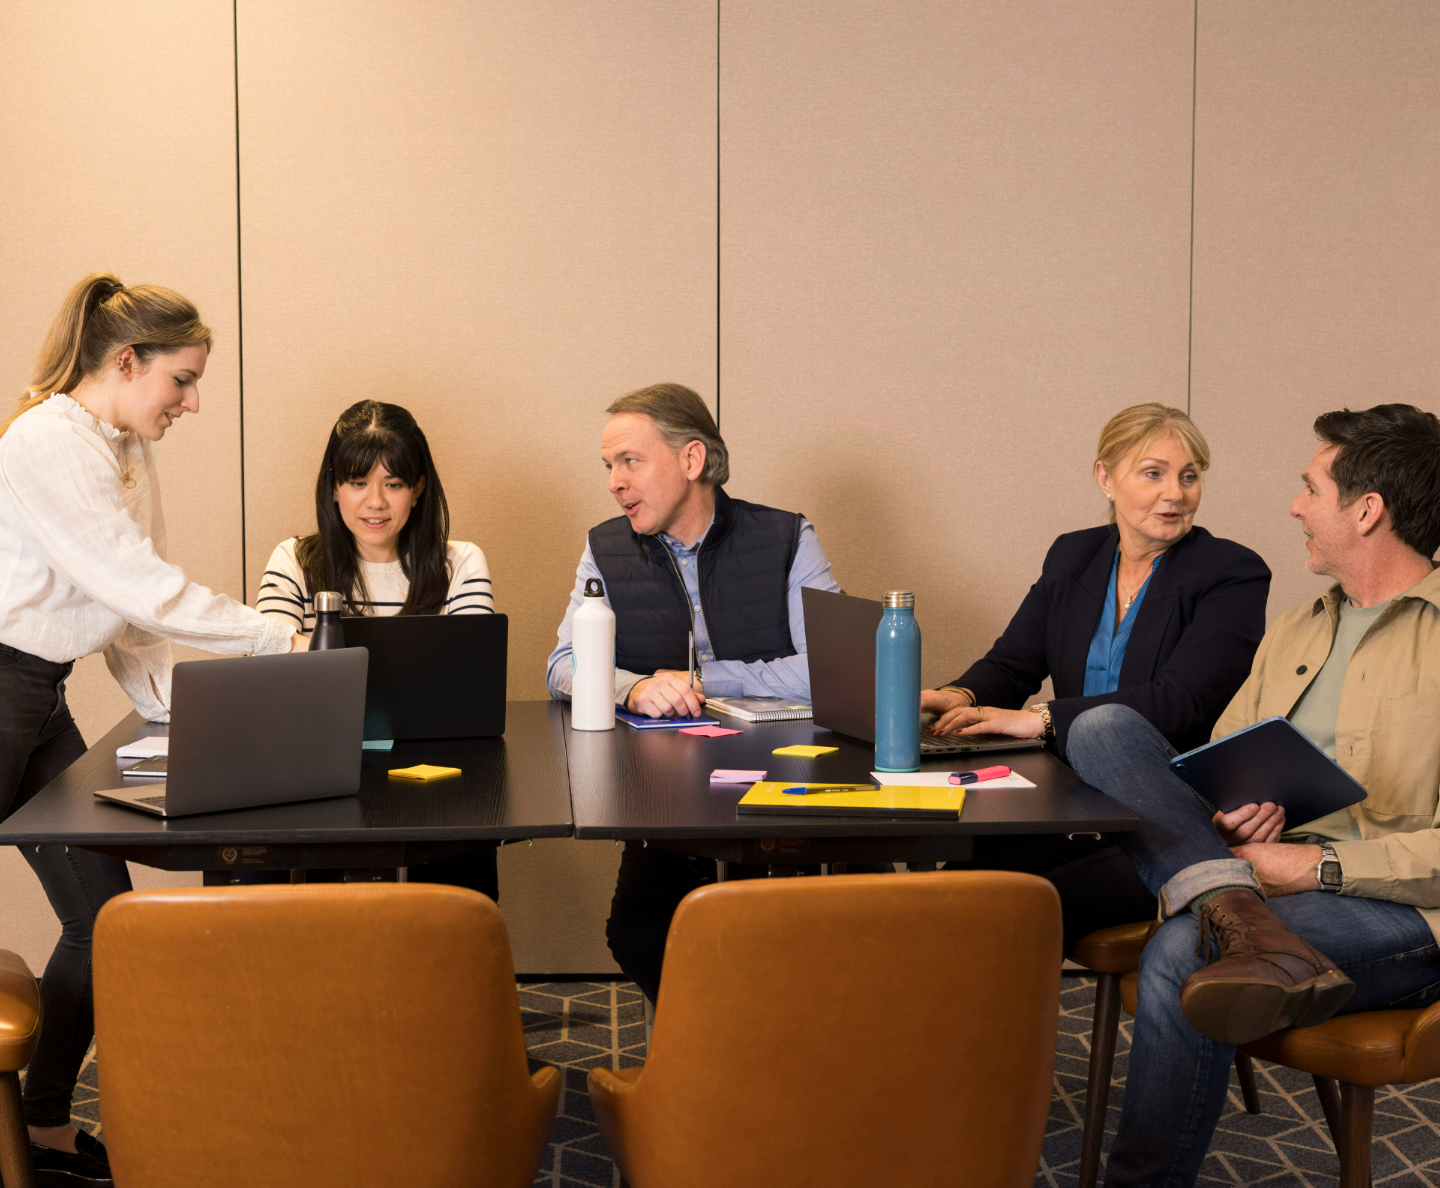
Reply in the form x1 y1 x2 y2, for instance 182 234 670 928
949 765 1011 786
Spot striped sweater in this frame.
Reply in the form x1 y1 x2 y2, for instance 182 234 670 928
258 537 494 630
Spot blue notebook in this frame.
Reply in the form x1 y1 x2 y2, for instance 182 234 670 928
615 710 720 730
1168 716 1367 823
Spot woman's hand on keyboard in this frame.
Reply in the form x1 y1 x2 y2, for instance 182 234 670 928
930 704 1045 740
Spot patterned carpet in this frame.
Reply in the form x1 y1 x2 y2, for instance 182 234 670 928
59 975 1440 1186
518 976 1440 1188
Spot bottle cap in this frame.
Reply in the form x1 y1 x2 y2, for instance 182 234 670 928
315 591 343 613
584 578 605 598
883 591 915 608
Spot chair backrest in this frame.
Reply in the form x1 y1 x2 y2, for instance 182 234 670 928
639 870 1061 1188
94 883 545 1188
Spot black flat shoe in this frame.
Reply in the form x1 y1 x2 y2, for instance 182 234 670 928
31 1131 112 1186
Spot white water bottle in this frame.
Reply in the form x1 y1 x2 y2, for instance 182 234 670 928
571 577 616 731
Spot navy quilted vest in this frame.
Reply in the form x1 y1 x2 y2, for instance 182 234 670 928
588 488 802 675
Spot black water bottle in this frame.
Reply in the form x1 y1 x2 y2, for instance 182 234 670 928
308 591 346 650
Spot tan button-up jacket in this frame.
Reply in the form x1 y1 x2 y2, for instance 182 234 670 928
1213 565 1440 941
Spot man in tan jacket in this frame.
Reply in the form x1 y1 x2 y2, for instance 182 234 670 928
1064 403 1440 1188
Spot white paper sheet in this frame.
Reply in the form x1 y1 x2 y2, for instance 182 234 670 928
116 735 168 759
869 770 1036 789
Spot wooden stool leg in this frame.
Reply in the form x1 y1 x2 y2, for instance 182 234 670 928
1338 1081 1374 1188
1234 1052 1262 1114
0 1070 35 1188
1313 1074 1343 1153
1078 972 1121 1188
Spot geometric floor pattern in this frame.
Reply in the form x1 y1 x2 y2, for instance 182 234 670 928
1046 976 1440 1188
61 976 1440 1187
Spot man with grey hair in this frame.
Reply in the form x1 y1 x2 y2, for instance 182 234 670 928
547 382 841 998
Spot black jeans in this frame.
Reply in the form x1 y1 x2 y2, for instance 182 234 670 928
0 644 133 1128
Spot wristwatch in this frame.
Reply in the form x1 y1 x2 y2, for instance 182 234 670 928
1028 702 1055 742
1316 843 1343 892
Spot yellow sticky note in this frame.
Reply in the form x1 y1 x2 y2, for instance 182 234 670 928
388 764 462 781
771 745 838 758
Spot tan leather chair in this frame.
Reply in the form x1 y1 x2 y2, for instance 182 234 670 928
93 884 560 1188
1117 969 1408 1188
589 870 1062 1188
0 950 40 1188
1071 921 1260 1188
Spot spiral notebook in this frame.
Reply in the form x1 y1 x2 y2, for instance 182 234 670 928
705 697 813 722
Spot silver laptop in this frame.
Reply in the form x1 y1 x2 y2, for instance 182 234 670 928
802 588 1045 756
95 648 369 817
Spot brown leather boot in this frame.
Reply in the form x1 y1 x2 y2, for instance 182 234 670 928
1179 889 1354 1046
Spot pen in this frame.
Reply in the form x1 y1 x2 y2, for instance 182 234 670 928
688 630 695 690
949 766 1011 785
781 784 879 796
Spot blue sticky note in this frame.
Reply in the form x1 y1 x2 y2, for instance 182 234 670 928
362 739 394 751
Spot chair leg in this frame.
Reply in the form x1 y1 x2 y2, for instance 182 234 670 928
0 1071 35 1188
1338 1082 1374 1188
1234 1052 1262 1114
1313 1074 1344 1152
1078 972 1121 1188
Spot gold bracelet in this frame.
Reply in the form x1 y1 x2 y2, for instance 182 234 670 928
940 686 976 707
1029 702 1055 741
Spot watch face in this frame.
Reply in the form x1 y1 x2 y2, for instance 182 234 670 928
1321 861 1343 888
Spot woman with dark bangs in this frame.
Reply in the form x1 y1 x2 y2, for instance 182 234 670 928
259 400 500 898
259 401 493 626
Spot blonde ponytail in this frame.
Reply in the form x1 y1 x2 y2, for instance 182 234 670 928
1 272 213 438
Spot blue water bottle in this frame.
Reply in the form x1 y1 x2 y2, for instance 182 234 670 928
875 590 921 772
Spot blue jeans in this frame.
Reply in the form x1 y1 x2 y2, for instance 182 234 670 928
1068 705 1440 1188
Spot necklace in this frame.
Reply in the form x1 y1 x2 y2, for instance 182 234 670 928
1118 556 1159 613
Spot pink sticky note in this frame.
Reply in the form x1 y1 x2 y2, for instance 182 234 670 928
712 769 767 783
679 725 742 738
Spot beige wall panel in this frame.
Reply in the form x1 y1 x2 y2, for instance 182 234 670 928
720 0 1195 689
1191 1 1440 621
237 0 714 972
0 0 240 965
496 841 622 975
238 0 717 703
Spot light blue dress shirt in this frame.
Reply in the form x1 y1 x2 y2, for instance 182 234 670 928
546 514 840 707
1082 549 1160 697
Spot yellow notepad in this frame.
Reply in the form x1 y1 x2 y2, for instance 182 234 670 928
388 764 462 781
737 781 965 820
771 745 838 758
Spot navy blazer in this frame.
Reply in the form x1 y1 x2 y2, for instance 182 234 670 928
948 525 1271 759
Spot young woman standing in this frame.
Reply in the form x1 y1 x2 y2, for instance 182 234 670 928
0 273 303 1182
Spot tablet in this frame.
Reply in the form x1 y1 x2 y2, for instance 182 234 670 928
1168 716 1367 824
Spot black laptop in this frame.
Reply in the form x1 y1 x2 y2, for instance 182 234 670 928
802 588 1045 756
340 614 508 740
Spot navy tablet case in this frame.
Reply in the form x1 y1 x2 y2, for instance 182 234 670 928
1168 716 1367 824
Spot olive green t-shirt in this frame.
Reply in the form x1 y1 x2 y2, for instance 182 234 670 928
1285 596 1390 840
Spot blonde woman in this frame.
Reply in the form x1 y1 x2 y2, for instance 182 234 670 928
0 274 302 1182
923 404 1270 948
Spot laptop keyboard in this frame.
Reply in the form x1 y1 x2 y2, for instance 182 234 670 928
921 732 970 753
919 731 1031 754
136 795 168 808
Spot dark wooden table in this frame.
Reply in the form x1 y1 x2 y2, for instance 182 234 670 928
565 708 1137 867
0 701 572 878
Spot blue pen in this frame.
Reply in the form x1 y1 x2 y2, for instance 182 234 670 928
780 784 879 796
